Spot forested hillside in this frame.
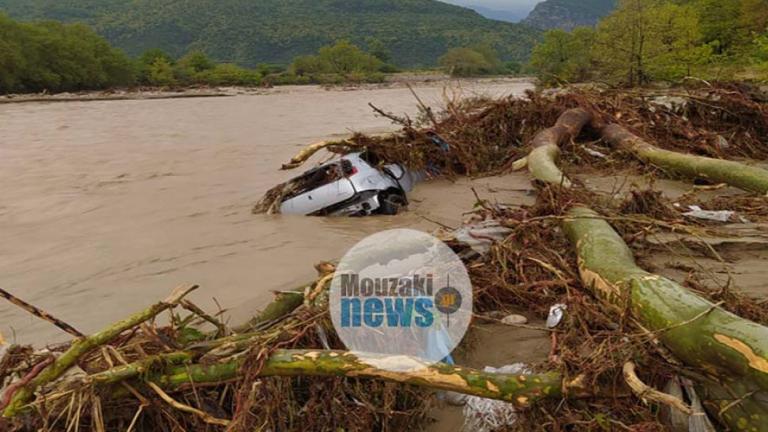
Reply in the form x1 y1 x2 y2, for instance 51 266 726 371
523 0 617 30
0 0 541 67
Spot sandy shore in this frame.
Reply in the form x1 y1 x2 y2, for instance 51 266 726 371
0 76 534 104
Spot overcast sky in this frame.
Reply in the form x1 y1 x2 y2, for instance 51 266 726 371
441 0 541 12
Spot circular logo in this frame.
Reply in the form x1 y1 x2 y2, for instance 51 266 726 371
329 229 472 371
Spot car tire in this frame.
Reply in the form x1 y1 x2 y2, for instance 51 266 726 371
378 192 406 215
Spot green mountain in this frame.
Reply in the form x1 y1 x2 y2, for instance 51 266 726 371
0 0 541 67
523 0 617 31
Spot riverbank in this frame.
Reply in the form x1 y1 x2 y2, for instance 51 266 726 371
0 76 533 104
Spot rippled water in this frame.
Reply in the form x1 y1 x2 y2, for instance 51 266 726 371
0 79 534 344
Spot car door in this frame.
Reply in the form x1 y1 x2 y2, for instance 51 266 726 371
280 164 357 215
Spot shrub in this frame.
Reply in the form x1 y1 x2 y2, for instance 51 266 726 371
194 64 261 86
438 47 494 76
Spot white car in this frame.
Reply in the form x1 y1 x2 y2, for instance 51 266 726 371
279 152 424 216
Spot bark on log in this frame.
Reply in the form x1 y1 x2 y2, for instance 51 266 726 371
233 289 304 333
599 124 768 195
94 350 567 408
281 140 338 170
562 207 768 431
527 108 593 187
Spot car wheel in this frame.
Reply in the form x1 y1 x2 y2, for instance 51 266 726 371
378 192 406 215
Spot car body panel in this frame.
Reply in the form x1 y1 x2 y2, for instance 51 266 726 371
279 177 357 215
279 152 423 216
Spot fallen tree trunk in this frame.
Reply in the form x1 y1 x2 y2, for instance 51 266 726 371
526 110 768 429
599 123 768 195
88 350 567 408
527 108 593 187
563 207 768 431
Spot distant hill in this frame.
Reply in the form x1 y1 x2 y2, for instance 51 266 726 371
0 0 542 68
523 0 616 31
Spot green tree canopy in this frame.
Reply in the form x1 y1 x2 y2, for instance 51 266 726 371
177 51 214 74
147 57 176 86
438 46 502 76
289 40 383 76
528 27 596 84
0 13 134 93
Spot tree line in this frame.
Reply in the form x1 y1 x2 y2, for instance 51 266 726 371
0 10 518 95
0 14 134 93
528 0 768 86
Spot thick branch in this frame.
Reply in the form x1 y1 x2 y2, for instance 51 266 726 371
527 108 593 187
562 207 768 431
140 350 565 408
280 140 356 170
599 124 768 195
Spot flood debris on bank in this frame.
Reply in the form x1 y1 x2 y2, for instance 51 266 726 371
3 83 768 431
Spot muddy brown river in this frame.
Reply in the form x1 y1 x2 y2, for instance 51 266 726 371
0 79 535 344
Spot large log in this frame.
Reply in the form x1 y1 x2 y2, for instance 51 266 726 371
89 350 567 408
526 110 768 429
527 108 593 187
599 123 768 195
563 207 768 431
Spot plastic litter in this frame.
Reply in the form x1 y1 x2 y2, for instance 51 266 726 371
453 220 513 255
501 314 528 326
682 205 748 223
546 304 567 329
648 95 689 112
462 364 528 432
584 147 608 159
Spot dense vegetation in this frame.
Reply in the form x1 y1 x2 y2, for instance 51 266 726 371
286 40 389 84
0 15 417 94
529 0 768 85
0 13 134 93
438 45 521 76
523 0 617 30
0 0 541 68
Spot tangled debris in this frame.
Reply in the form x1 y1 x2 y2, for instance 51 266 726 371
3 82 768 431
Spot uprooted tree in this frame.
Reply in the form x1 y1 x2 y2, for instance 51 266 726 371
528 106 768 430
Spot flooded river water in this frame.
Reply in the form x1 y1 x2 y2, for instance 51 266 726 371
0 79 534 344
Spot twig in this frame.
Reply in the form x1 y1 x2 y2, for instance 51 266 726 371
656 301 725 334
147 382 230 427
406 84 439 129
0 356 54 411
368 102 412 128
623 362 693 415
305 273 335 305
718 390 758 417
181 300 229 337
125 405 144 432
0 287 84 338
90 393 105 432
416 213 455 230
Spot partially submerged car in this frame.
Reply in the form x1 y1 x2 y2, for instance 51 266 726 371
278 152 424 216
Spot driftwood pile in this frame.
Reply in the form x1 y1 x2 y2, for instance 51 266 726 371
3 83 768 431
